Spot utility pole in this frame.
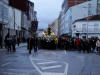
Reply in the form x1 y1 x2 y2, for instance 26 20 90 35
13 8 16 36
2 4 4 47
13 8 15 30
82 2 91 39
86 3 91 38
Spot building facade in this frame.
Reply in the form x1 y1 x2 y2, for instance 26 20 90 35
58 0 99 37
72 20 100 38
8 7 21 37
0 0 38 45
0 0 8 44
51 19 58 36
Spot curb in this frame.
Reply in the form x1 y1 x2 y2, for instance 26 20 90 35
0 43 27 51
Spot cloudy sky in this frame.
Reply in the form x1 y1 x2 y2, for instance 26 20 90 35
30 0 63 29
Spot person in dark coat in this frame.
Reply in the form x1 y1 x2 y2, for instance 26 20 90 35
82 39 88 53
5 34 9 49
4 37 7 48
33 36 38 53
58 38 61 49
0 35 2 48
7 36 12 52
12 36 16 52
17 37 20 46
91 38 96 52
28 37 33 54
87 39 91 53
65 38 69 51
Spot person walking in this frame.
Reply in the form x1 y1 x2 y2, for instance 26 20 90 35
82 39 89 53
65 38 69 51
17 37 20 46
0 35 2 48
28 36 33 54
33 36 38 53
86 39 91 53
75 38 81 51
4 36 7 49
91 38 96 52
12 36 16 52
7 36 12 52
54 37 58 49
96 39 100 53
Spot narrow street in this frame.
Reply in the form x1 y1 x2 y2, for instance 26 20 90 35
0 44 100 75
0 0 100 75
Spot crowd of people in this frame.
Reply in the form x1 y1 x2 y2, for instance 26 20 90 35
4 34 22 52
0 33 39 54
37 36 100 53
58 37 100 53
1 33 100 54
4 36 15 52
0 33 26 52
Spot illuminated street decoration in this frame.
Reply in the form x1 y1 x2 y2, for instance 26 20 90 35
42 27 56 42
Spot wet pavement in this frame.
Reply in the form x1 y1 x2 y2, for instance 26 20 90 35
0 45 40 75
0 44 100 75
30 50 100 75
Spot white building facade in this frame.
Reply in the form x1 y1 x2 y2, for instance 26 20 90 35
8 7 21 37
0 0 9 42
72 20 100 38
58 0 99 37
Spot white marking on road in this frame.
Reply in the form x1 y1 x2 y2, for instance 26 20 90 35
8 69 18 71
1 62 11 67
29 55 69 75
4 72 28 75
4 72 17 74
64 50 67 54
42 65 62 70
29 55 43 75
43 72 64 75
31 58 56 62
37 61 56 65
7 69 34 74
8 69 35 71
64 63 68 75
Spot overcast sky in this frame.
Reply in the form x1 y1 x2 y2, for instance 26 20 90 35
30 0 63 29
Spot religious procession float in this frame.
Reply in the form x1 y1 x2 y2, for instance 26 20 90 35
41 27 56 49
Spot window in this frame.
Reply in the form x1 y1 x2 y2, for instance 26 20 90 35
2 6 8 22
98 0 100 4
0 4 2 20
94 24 99 33
82 24 87 33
